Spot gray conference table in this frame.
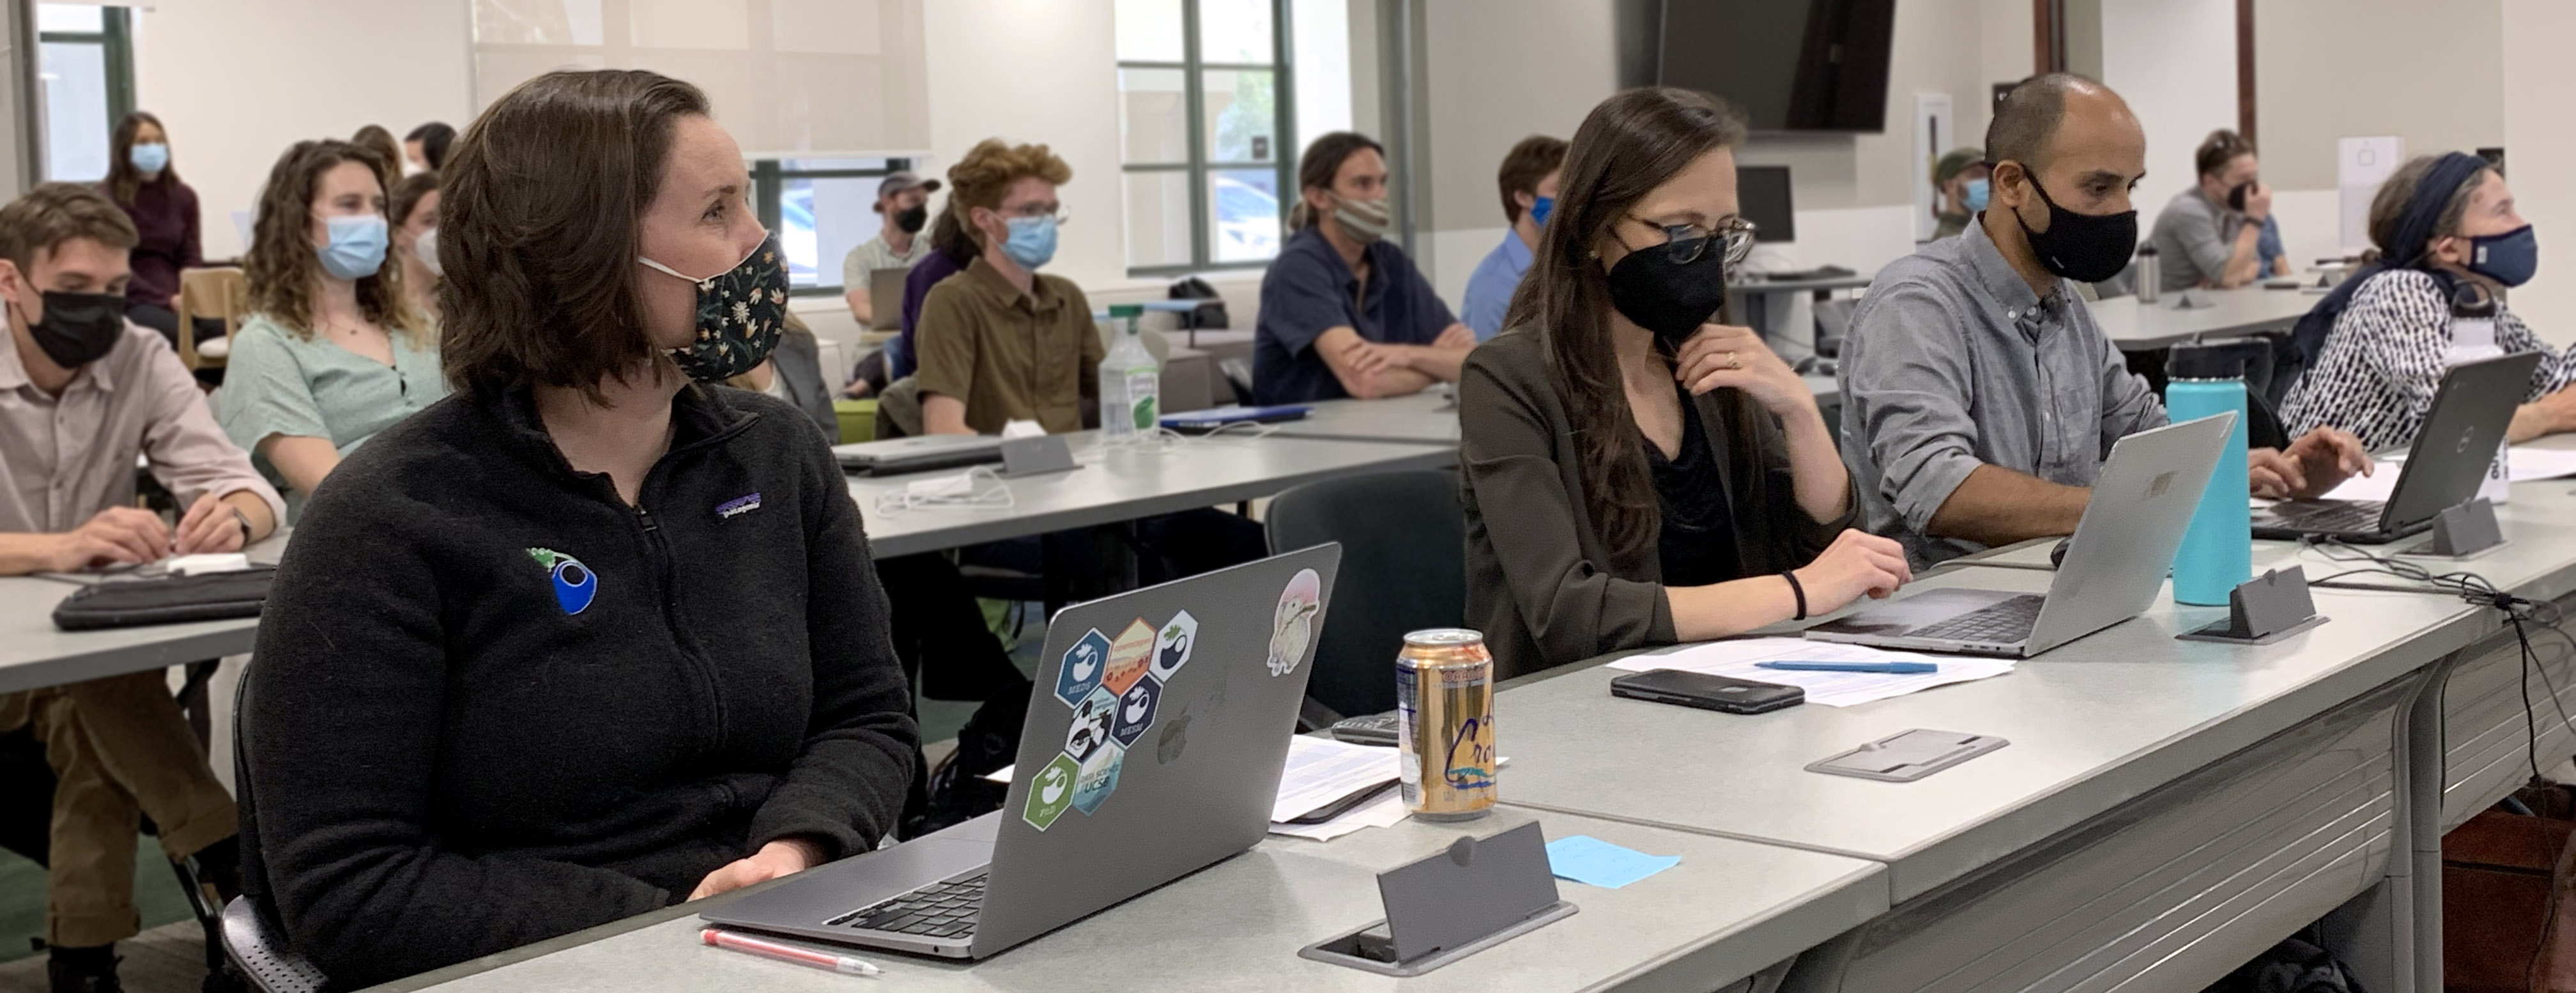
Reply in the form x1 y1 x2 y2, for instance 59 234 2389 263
393 806 1889 993
1896 449 2576 993
1499 557 2487 993
852 431 1454 558
2088 284 2320 351
1262 378 1840 450
0 533 288 695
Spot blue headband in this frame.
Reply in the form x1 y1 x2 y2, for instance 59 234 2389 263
2289 151 2488 367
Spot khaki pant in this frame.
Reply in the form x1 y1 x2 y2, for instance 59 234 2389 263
0 670 237 948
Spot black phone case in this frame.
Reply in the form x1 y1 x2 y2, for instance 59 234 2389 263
1609 670 1805 714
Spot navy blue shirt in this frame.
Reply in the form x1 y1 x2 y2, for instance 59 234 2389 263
1254 226 1458 404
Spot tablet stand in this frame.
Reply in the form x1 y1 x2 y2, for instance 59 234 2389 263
2405 498 2504 558
1300 822 1577 977
1000 435 1078 477
2177 566 2327 645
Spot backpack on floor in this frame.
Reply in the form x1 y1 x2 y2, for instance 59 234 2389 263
2204 928 2364 993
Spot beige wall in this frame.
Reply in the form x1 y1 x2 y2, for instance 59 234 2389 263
132 0 476 260
2501 0 2576 344
2255 0 2503 192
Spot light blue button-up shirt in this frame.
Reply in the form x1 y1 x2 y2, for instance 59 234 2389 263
1461 232 1533 341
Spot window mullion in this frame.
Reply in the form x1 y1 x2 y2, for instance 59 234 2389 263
1181 0 1210 271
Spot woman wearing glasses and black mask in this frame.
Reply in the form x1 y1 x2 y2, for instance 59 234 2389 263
1459 88 1912 679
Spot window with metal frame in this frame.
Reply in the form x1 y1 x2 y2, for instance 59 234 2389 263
1115 0 1296 277
749 157 910 296
36 3 135 183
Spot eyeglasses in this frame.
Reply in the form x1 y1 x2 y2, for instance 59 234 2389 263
1625 215 1756 266
995 203 1072 225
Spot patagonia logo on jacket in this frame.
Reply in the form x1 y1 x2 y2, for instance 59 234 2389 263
716 493 762 519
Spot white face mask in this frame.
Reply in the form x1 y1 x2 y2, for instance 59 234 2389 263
413 227 443 278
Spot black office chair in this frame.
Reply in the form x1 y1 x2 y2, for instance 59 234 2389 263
1218 357 1255 406
1811 296 1857 359
1266 470 1467 723
221 672 330 993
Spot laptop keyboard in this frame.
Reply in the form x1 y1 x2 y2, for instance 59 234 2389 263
1905 594 2046 645
824 874 986 939
2265 500 2386 533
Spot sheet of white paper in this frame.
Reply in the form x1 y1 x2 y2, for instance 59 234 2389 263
2317 465 2401 504
1268 792 1408 842
2506 446 2576 481
1607 637 2014 707
2315 445 2576 505
1270 735 1399 822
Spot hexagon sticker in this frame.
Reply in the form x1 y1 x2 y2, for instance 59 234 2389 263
1150 611 1198 682
1111 676 1162 749
1022 752 1080 831
1065 686 1116 762
1072 741 1124 815
1103 618 1156 696
1054 628 1111 707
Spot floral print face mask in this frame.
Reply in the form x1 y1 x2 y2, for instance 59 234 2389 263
639 233 788 382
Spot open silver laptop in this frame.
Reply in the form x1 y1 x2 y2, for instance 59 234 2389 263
868 267 912 330
1805 413 2234 658
702 544 1342 959
832 435 1005 476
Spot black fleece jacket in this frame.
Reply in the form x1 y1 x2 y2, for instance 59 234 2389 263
241 384 917 987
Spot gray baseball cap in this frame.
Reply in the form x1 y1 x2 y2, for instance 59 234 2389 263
878 171 942 199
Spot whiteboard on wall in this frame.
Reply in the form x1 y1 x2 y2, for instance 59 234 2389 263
1913 93 1954 243
2338 136 2404 256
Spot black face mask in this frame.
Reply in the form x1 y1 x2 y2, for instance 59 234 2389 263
19 289 127 368
2225 181 2250 213
2011 171 2138 284
894 204 929 235
1604 231 1729 346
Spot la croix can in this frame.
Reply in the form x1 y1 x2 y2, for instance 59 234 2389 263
1395 628 1496 821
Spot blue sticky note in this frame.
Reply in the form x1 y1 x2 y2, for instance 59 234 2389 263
1544 835 1681 889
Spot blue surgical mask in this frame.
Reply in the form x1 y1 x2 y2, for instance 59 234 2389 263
1002 215 1057 270
2466 224 2538 288
316 214 388 281
1529 196 1554 227
129 142 169 174
1963 178 1991 213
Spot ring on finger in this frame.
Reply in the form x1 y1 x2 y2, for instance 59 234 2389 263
1725 351 1741 370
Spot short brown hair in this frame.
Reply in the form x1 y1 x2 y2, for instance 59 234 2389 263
245 139 421 344
0 183 139 277
2195 128 2254 179
1496 135 1569 224
390 171 440 230
945 139 1073 246
351 124 402 192
1289 132 1385 231
438 69 710 401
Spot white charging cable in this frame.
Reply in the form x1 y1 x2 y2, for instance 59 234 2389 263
873 465 1016 514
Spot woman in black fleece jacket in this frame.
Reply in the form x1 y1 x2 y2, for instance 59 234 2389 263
240 70 918 987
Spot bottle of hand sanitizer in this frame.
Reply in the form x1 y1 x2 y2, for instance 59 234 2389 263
1098 304 1159 440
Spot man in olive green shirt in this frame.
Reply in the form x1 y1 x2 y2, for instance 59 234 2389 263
913 143 1101 436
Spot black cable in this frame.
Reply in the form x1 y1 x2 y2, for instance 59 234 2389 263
2299 537 2552 781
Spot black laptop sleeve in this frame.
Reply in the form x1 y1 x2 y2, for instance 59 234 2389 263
50 566 277 631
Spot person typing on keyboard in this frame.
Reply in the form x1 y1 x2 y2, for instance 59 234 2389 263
1839 74 2369 569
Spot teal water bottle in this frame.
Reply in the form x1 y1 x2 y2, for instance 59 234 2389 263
2165 342 2256 605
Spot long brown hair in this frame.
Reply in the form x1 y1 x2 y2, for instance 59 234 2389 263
1506 87 1749 558
438 69 709 402
244 139 423 344
105 111 175 205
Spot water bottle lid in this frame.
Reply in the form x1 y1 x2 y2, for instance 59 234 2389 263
2450 281 2498 318
1108 304 1146 319
2165 339 2262 380
2136 245 2159 256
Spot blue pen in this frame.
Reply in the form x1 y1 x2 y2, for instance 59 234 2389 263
1755 661 1940 675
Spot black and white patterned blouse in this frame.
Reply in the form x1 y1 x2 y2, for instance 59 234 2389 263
2280 269 2576 450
